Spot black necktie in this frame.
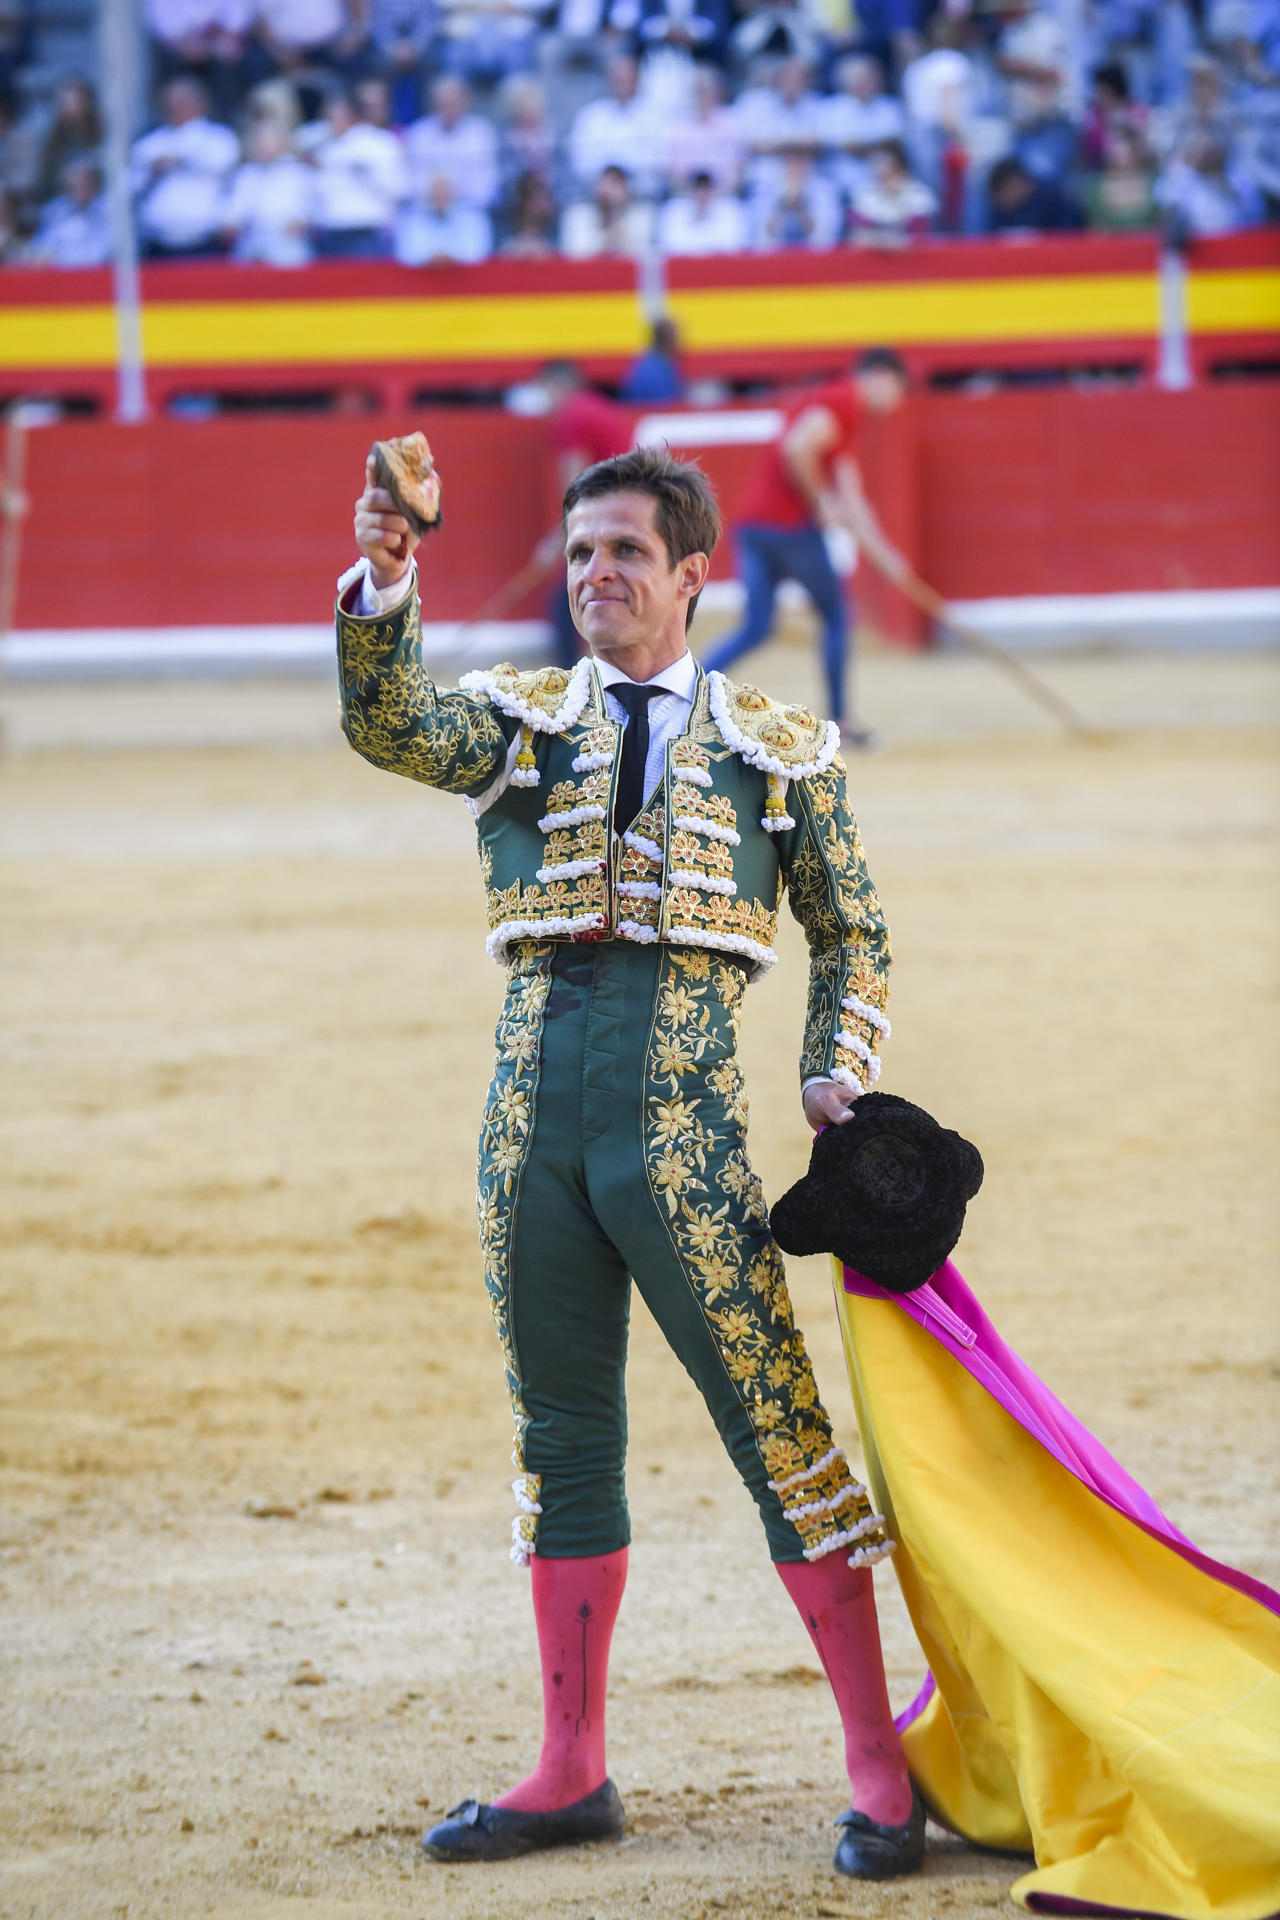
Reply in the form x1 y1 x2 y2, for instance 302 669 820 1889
611 682 660 835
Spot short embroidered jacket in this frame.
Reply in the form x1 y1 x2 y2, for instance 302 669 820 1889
336 583 891 1090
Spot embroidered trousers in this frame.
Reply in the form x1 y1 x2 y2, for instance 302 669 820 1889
476 938 890 1566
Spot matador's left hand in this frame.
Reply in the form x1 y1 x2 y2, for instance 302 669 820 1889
802 1078 861 1132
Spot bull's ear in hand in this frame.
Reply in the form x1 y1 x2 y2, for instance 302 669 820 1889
370 432 444 537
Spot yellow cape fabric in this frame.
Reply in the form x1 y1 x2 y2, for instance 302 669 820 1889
834 1268 1280 1918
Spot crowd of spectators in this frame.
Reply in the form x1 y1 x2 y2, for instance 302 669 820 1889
1 0 1277 269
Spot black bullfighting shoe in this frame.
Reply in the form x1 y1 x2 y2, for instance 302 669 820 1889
833 1786 926 1879
421 1779 625 1862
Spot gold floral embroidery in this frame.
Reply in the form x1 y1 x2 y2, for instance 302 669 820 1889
477 946 554 1521
639 950 883 1560
786 767 891 1091
337 595 510 795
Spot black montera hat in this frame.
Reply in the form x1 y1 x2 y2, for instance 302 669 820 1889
769 1092 983 1294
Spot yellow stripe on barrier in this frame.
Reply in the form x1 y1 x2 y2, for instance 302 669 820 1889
667 273 1161 349
0 269 1275 374
1186 267 1280 335
140 290 647 366
1 305 119 369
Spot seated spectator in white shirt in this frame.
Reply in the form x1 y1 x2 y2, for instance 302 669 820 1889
819 53 907 198
497 75 560 200
752 147 840 249
500 168 559 257
734 53 825 158
406 76 499 213
901 18 975 169
569 55 663 197
1157 130 1264 236
734 54 826 202
221 112 313 263
249 0 362 74
131 75 240 256
560 162 655 257
997 1 1077 127
664 64 744 192
849 138 937 245
26 158 112 266
394 170 493 264
658 168 748 253
146 0 252 122
310 83 407 256
435 0 544 90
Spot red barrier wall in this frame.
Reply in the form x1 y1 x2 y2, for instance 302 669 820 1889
918 384 1280 599
11 383 1280 634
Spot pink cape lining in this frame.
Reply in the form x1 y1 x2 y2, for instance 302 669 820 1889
839 1256 1280 1748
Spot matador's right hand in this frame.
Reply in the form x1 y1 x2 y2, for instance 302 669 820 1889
354 456 422 592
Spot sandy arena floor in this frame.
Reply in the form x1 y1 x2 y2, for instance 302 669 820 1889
2 638 1278 1920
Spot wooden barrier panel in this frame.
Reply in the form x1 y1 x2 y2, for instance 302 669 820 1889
10 382 1280 634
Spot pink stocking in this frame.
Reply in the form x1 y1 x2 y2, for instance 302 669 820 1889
776 1555 914 1825
493 1547 628 1813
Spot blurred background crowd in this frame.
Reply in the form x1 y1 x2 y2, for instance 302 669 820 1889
0 0 1277 269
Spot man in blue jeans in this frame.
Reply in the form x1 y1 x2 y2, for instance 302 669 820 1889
702 346 910 745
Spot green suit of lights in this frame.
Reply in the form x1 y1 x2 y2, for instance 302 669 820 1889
337 580 896 1571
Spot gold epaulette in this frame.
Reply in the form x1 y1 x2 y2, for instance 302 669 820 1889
459 657 593 734
706 670 841 780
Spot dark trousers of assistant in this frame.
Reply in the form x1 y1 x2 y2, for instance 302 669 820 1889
702 522 854 724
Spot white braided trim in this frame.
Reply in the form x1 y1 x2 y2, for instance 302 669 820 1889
834 1029 881 1070
623 830 664 864
761 811 795 833
841 995 891 1038
802 1513 892 1561
617 879 662 901
707 671 840 779
780 1481 869 1523
511 1478 543 1516
536 857 605 883
460 656 592 734
673 813 741 847
487 912 605 962
768 1442 843 1496
618 920 659 944
539 802 606 832
848 1539 896 1567
510 767 540 788
834 1043 883 1087
830 1064 870 1094
672 765 712 787
667 926 777 974
510 1519 536 1567
669 868 738 897
572 749 613 773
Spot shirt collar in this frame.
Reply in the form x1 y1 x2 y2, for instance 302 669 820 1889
593 650 698 704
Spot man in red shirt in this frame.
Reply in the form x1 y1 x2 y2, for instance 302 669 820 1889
702 346 910 744
534 360 633 668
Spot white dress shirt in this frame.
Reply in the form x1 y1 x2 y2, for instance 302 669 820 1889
594 649 697 805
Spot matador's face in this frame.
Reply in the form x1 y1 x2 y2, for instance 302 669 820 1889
564 491 704 663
